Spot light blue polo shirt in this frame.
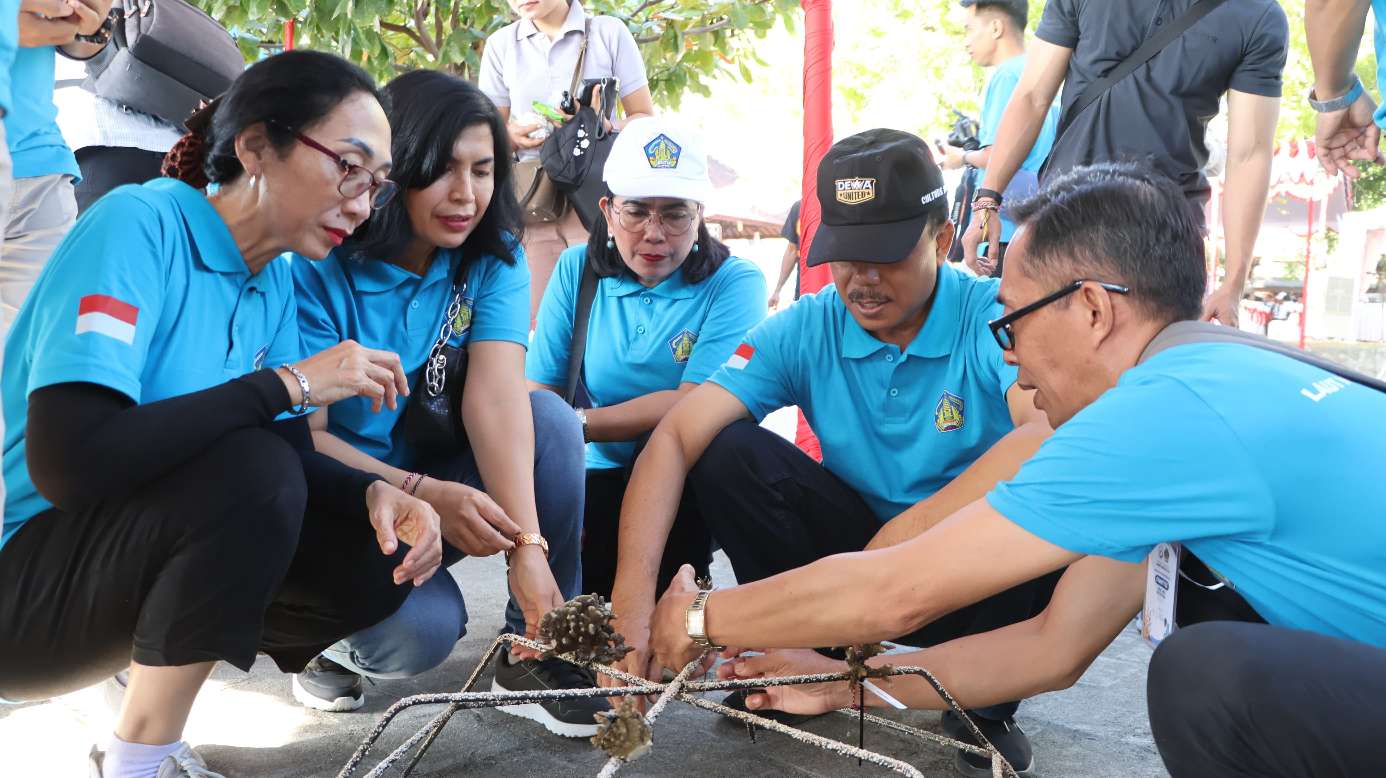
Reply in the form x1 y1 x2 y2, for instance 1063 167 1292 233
709 263 1018 522
527 245 767 470
5 46 78 180
294 244 530 469
988 343 1386 647
1 179 299 547
0 0 19 116
978 55 1059 242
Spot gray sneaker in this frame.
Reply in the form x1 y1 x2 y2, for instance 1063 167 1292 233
491 653 605 737
292 655 365 712
89 742 225 778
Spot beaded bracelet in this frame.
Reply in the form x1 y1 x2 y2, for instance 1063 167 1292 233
281 364 312 415
401 472 425 496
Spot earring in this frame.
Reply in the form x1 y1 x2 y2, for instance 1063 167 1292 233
606 238 615 250
692 242 700 253
247 173 257 189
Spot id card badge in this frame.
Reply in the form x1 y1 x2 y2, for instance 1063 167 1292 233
1142 542 1180 648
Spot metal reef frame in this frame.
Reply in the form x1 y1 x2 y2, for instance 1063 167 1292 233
336 634 1019 778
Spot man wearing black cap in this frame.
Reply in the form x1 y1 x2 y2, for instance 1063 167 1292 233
605 129 1053 776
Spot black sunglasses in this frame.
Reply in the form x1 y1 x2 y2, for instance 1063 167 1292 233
988 279 1131 351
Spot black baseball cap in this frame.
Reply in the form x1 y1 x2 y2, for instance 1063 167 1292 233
805 129 949 267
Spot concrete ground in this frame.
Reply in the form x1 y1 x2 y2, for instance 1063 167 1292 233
0 543 1167 777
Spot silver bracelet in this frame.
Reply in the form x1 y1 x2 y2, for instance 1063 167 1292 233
281 364 312 415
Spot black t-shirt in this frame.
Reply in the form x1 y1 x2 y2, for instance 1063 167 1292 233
1036 0 1287 204
781 201 801 246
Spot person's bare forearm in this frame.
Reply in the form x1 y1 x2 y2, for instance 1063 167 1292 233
979 91 1050 194
773 245 798 295
1306 0 1372 96
612 427 694 615
1220 142 1276 296
312 429 413 488
464 383 541 533
865 422 1048 551
587 388 690 442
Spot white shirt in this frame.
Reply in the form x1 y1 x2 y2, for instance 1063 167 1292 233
479 1 648 160
53 52 184 155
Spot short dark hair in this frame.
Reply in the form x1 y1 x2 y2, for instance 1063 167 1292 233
350 70 522 266
198 50 382 186
1008 163 1206 325
585 189 731 284
962 0 1027 32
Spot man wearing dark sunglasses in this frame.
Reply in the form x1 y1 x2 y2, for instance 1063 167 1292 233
647 163 1386 778
610 129 1055 776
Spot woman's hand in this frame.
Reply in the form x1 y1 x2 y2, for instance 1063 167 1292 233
416 478 522 557
507 547 565 659
365 480 443 587
507 120 546 151
281 340 409 412
716 648 853 716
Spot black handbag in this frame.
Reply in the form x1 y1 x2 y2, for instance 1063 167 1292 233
402 261 472 459
541 20 619 233
83 0 245 125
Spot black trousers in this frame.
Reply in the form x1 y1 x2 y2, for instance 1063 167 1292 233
686 420 1061 719
1149 622 1386 778
582 466 713 602
74 146 166 214
0 429 412 702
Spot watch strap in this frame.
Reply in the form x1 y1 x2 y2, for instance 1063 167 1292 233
1309 76 1364 113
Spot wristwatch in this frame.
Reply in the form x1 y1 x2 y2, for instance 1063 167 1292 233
685 589 723 650
1309 76 1364 113
74 8 120 45
505 532 549 563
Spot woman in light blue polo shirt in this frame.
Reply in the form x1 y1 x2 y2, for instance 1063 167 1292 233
0 52 442 778
527 116 767 600
290 71 597 738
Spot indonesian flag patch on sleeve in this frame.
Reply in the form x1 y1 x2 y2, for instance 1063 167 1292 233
75 294 139 345
725 343 754 370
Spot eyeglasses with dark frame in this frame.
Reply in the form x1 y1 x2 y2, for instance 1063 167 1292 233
276 123 399 209
608 200 700 236
988 279 1131 351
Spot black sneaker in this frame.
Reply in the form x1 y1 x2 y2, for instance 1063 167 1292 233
292 656 365 712
941 710 1035 777
491 653 605 737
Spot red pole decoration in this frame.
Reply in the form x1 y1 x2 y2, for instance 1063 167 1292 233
284 18 296 51
1300 197 1315 350
795 0 834 460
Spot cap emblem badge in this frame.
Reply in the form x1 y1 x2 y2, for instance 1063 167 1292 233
644 134 681 169
835 177 876 205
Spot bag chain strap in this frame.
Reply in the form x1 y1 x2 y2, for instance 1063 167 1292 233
423 279 467 397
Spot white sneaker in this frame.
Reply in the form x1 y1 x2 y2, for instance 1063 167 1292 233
88 741 225 778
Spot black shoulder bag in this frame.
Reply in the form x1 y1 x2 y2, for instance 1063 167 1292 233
541 18 620 232
563 258 600 407
1139 320 1386 627
403 259 472 460
1040 0 1228 180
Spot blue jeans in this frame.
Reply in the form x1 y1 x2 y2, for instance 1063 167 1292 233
324 391 585 679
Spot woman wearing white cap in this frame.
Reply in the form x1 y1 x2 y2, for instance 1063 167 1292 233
527 116 766 599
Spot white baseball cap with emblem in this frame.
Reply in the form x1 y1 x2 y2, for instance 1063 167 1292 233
602 115 713 204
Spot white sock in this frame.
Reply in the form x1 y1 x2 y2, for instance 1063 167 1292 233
101 734 184 778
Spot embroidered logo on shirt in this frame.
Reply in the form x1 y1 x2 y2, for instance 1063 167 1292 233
668 328 698 364
253 345 270 371
725 343 754 370
835 177 876 205
934 391 965 433
75 294 139 345
451 298 473 337
644 134 682 169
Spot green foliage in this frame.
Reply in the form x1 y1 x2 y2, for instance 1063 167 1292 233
1351 163 1386 211
189 0 795 108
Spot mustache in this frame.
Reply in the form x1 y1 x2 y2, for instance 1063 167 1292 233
847 290 890 304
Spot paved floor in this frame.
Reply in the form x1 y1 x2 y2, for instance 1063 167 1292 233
0 548 1167 777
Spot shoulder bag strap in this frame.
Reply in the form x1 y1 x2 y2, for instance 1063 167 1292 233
563 256 599 406
1055 0 1228 136
1138 320 1386 394
568 17 593 101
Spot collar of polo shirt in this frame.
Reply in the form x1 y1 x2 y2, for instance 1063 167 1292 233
162 180 247 276
602 268 697 300
517 0 588 40
838 262 966 360
346 248 459 292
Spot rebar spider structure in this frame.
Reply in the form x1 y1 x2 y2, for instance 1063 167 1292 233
336 596 1019 778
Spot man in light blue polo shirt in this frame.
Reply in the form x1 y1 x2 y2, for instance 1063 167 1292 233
608 129 1052 775
1 0 113 338
644 165 1386 778
939 0 1058 277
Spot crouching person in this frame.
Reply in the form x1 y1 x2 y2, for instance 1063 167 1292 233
0 52 443 778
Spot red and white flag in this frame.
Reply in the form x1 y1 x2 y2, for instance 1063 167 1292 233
75 294 139 345
725 343 754 370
